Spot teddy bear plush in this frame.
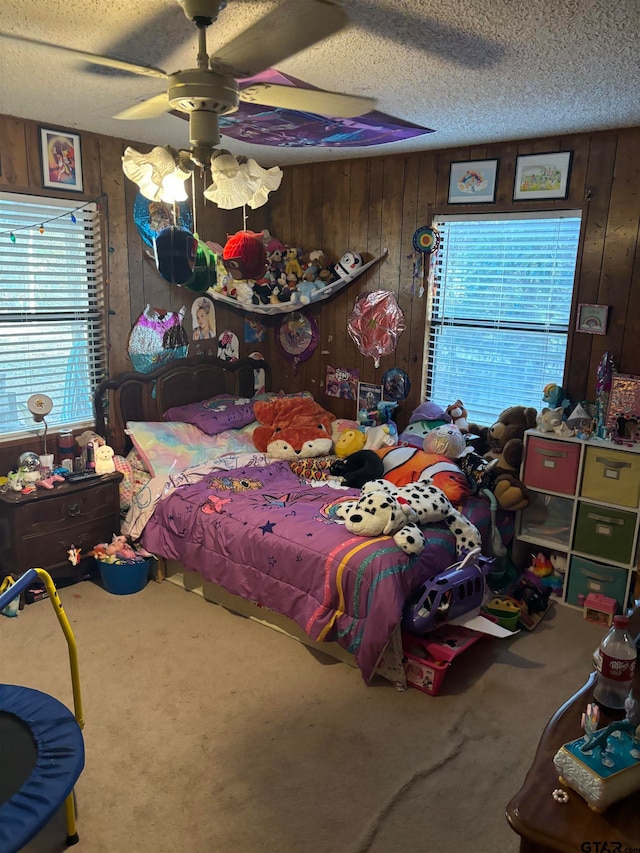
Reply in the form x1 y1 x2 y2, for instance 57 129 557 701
334 479 481 556
481 405 538 511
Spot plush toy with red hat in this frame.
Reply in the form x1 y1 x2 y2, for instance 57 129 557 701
223 230 267 281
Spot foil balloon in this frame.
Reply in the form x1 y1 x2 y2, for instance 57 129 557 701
347 291 406 368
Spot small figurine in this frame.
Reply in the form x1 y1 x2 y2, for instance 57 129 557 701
67 545 82 566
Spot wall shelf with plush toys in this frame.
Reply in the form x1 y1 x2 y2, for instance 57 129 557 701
516 428 640 616
210 228 388 315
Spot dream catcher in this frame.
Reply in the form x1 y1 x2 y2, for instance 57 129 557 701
347 291 405 369
409 225 440 297
276 309 319 373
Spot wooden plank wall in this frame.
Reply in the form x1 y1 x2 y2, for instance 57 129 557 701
1 113 639 444
266 126 640 429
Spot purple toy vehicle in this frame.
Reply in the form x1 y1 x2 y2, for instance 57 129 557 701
402 548 494 635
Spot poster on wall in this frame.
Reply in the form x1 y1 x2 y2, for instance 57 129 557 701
191 295 217 341
244 317 266 343
325 366 359 400
357 382 382 413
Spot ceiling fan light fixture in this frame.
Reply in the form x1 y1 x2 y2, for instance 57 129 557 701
122 145 192 204
203 152 282 210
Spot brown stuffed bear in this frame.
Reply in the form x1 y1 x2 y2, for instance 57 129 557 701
482 405 538 512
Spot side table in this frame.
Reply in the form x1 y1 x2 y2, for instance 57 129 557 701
0 472 123 590
505 609 640 852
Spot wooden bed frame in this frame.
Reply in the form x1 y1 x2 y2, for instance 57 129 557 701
92 355 400 681
94 355 271 456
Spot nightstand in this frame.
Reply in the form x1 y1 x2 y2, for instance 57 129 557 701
0 472 123 584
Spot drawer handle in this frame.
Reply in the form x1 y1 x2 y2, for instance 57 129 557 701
67 502 81 517
587 512 624 525
594 456 631 470
535 448 568 458
586 512 624 525
583 570 614 583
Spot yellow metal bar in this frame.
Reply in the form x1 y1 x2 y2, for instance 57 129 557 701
34 569 85 730
64 792 79 844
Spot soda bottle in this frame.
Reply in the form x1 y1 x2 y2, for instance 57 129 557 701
593 615 637 711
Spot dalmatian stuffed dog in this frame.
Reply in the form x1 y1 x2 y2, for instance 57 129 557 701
334 479 481 556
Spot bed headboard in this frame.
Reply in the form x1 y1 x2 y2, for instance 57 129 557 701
94 356 271 456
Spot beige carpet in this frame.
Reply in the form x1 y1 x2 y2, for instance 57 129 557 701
2 577 605 853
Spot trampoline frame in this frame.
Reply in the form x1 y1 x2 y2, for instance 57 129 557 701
0 568 85 852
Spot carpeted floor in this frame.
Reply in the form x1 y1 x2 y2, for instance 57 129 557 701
2 577 605 853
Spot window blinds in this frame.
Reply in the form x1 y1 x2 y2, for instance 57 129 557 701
0 192 106 438
425 211 581 426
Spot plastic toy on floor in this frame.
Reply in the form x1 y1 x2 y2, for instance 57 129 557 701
402 547 492 634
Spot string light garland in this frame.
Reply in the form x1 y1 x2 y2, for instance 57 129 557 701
0 194 107 243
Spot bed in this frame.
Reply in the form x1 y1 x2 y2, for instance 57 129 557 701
94 356 512 688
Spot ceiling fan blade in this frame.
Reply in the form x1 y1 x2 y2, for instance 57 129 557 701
210 0 349 78
0 31 168 79
114 93 171 120
240 83 375 118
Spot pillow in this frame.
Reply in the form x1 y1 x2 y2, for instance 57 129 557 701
125 421 259 477
163 394 256 436
113 453 151 512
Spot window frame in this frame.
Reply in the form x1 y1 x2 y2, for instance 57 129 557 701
0 191 107 441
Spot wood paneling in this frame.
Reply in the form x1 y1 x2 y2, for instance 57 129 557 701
1 112 640 451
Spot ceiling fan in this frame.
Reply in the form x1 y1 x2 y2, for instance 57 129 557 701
0 0 376 166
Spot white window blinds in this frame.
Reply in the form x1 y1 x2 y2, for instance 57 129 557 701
0 192 106 438
424 211 582 426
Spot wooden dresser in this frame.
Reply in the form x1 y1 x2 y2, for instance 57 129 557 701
0 472 123 582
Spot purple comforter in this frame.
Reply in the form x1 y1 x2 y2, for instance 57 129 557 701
141 461 508 681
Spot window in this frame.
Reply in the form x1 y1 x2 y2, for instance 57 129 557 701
424 211 582 426
0 192 106 439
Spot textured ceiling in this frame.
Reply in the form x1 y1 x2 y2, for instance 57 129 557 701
0 0 639 167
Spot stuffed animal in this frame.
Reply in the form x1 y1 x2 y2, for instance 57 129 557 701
94 444 115 475
446 400 470 432
482 406 538 511
253 397 335 460
536 406 565 432
296 278 324 305
76 430 106 451
334 479 481 556
332 251 363 281
397 401 452 448
363 422 398 450
484 406 537 475
284 248 304 280
374 445 471 504
334 428 366 458
329 450 385 489
223 231 267 281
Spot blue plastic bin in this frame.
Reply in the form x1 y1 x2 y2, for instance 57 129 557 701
97 559 152 595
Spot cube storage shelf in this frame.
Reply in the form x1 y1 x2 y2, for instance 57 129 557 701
517 430 640 613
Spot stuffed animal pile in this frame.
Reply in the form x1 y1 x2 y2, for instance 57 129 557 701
213 230 366 308
334 479 481 556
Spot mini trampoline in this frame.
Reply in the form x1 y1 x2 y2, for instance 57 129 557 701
0 569 85 853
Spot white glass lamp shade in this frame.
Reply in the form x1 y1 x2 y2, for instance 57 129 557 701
122 146 191 204
203 154 283 210
244 159 283 209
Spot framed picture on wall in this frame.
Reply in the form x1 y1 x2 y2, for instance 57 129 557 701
513 151 572 201
39 127 84 192
448 159 499 203
576 303 609 335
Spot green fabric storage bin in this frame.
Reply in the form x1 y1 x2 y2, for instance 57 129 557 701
573 502 637 563
566 556 629 610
